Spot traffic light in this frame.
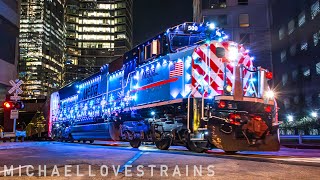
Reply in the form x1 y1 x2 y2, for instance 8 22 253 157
2 101 24 110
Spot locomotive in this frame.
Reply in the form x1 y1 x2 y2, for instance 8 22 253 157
49 22 280 153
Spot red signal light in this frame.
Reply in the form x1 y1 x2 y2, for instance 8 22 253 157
264 106 272 113
266 72 273 80
218 101 226 108
3 101 13 109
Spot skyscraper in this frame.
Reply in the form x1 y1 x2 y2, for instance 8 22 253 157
271 0 320 120
0 0 19 102
19 0 65 99
64 0 133 84
194 0 273 69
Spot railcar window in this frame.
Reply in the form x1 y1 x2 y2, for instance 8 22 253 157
170 35 202 51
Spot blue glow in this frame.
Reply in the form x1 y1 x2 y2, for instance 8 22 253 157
218 38 223 42
151 111 155 116
250 57 255 61
209 23 215 29
250 78 256 82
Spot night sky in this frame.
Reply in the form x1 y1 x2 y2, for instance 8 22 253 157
133 0 193 46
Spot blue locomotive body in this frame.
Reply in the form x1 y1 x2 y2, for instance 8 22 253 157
49 22 280 152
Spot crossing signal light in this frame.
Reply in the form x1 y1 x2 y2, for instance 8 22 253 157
2 101 24 110
3 101 14 109
15 101 24 110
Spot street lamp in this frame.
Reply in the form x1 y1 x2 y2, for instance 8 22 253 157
287 115 293 122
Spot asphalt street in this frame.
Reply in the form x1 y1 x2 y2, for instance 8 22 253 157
0 141 319 179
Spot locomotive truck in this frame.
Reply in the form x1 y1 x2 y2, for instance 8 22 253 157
49 22 280 153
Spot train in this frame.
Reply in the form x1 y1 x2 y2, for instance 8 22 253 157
49 22 280 153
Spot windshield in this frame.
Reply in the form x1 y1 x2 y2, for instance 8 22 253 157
170 34 203 51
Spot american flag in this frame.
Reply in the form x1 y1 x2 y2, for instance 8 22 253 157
169 61 184 77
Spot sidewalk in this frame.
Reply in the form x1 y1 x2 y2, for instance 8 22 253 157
282 144 320 149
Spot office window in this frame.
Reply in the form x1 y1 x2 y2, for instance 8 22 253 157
238 0 248 5
292 70 298 80
316 62 320 75
239 14 249 27
314 31 320 46
298 12 306 27
279 26 285 40
294 96 299 104
305 95 312 106
301 41 308 51
280 50 286 62
240 33 250 45
218 15 228 25
288 20 295 35
282 73 288 86
311 1 320 19
303 67 310 77
208 0 227 9
284 98 290 109
290 44 296 56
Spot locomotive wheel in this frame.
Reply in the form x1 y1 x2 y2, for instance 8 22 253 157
186 140 208 153
129 138 141 148
155 138 172 150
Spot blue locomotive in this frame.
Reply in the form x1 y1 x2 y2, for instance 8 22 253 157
49 22 280 153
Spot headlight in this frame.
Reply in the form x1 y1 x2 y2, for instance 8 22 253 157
228 46 239 61
265 90 275 99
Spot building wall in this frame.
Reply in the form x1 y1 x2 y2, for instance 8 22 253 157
19 0 65 99
199 0 273 69
64 0 133 85
271 0 320 119
0 0 19 102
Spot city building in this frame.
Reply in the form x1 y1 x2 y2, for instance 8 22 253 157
64 0 133 84
271 0 320 120
19 0 65 99
194 0 273 69
0 0 20 102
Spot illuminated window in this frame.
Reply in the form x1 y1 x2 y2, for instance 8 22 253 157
279 26 285 40
288 20 295 35
298 12 305 27
152 40 160 56
314 31 320 46
284 98 290 109
282 73 288 86
239 14 249 27
303 67 310 77
311 1 320 19
301 41 308 51
316 62 320 75
280 50 286 62
292 70 298 80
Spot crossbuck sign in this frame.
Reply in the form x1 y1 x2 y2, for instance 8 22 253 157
8 79 24 101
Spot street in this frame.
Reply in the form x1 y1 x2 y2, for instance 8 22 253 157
0 141 319 179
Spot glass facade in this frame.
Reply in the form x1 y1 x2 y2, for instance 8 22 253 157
64 0 133 84
19 0 65 99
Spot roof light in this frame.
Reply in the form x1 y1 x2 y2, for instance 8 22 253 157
209 23 215 30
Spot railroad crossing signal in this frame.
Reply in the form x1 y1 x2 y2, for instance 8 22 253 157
8 79 23 95
10 94 21 101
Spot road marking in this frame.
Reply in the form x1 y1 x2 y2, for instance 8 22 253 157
119 151 144 173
